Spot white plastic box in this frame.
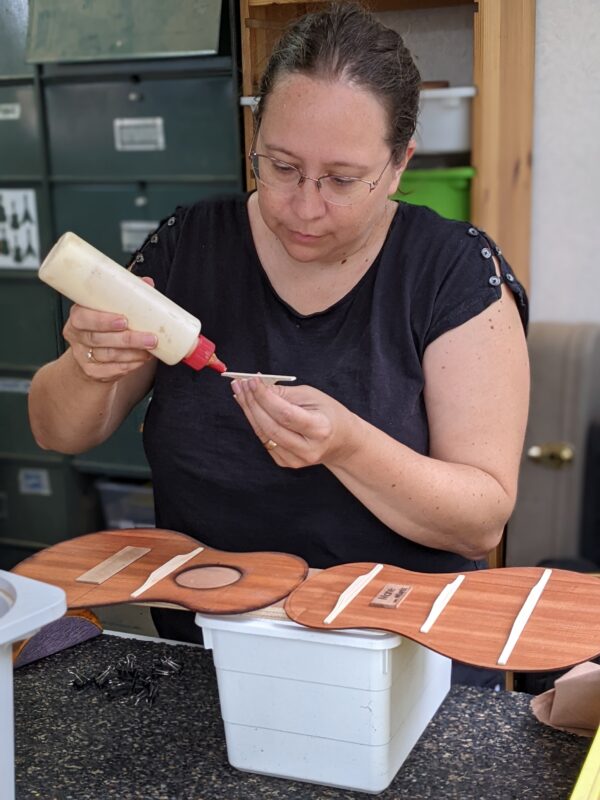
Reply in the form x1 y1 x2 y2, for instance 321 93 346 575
95 479 155 529
1 571 65 800
417 86 477 154
196 612 451 794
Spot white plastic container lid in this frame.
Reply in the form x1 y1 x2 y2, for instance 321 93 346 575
195 612 403 650
420 86 477 101
0 571 66 646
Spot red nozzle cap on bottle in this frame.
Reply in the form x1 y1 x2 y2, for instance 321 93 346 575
182 335 227 373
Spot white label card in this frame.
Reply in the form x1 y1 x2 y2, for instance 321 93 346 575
18 468 51 497
0 188 40 270
120 220 159 253
0 103 21 121
0 378 31 394
113 118 166 151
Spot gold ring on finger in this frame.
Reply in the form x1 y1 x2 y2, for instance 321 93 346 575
86 347 98 363
263 439 278 451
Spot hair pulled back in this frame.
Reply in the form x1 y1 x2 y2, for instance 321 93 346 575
255 2 421 163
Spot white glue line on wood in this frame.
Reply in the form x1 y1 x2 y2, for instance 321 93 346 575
130 547 204 598
497 568 552 665
420 574 465 633
76 546 151 585
324 564 384 624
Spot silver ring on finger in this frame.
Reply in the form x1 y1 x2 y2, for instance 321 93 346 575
86 347 98 363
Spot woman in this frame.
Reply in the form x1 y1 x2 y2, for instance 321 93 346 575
29 3 529 681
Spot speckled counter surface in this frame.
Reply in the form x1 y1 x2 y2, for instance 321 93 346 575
14 634 589 800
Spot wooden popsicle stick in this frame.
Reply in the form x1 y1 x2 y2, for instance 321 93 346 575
76 546 151 585
221 372 296 384
324 563 384 624
131 547 204 598
420 574 465 633
497 568 552 665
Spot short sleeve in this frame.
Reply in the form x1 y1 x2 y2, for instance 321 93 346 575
423 224 529 349
126 205 189 294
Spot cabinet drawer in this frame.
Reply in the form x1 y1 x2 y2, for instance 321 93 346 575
45 76 240 179
0 277 61 371
0 459 102 551
52 182 237 263
0 85 42 177
0 376 49 460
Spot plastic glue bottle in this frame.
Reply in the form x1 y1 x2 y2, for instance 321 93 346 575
38 231 227 373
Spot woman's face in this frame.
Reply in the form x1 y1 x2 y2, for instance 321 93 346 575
254 73 410 265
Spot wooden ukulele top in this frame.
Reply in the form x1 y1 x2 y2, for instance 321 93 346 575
284 562 600 672
12 529 308 615
14 533 600 672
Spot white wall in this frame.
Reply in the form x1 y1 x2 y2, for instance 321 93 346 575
529 0 600 322
377 6 473 87
381 1 600 323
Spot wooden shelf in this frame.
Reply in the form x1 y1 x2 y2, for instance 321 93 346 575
239 0 535 289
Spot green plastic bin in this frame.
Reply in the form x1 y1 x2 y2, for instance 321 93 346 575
391 166 475 221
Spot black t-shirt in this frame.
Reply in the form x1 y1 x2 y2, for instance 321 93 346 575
131 194 527 572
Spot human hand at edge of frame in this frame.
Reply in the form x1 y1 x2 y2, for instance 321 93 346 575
63 276 159 383
230 377 364 468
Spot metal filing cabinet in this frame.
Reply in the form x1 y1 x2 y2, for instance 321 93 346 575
0 0 244 512
0 1 62 556
20 0 244 483
0 3 110 517
0 3 58 373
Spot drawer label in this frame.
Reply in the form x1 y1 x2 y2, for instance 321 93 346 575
0 103 21 120
113 117 166 151
120 220 159 254
0 378 31 394
18 468 51 496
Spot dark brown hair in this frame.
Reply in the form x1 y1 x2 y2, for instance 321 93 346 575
255 2 421 163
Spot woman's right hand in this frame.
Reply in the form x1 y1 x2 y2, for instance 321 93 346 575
63 295 158 384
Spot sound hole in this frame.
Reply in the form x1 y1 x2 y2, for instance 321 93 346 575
175 565 242 589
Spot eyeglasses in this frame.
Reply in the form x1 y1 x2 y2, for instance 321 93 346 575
249 149 393 207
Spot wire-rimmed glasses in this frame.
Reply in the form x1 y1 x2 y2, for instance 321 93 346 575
249 150 393 206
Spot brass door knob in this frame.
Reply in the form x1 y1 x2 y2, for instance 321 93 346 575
527 442 575 468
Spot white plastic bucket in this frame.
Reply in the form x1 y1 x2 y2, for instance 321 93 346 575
0 571 65 800
417 86 477 154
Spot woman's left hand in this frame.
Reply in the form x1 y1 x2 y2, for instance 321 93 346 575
231 378 361 467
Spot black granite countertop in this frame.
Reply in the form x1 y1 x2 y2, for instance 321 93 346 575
14 634 590 800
